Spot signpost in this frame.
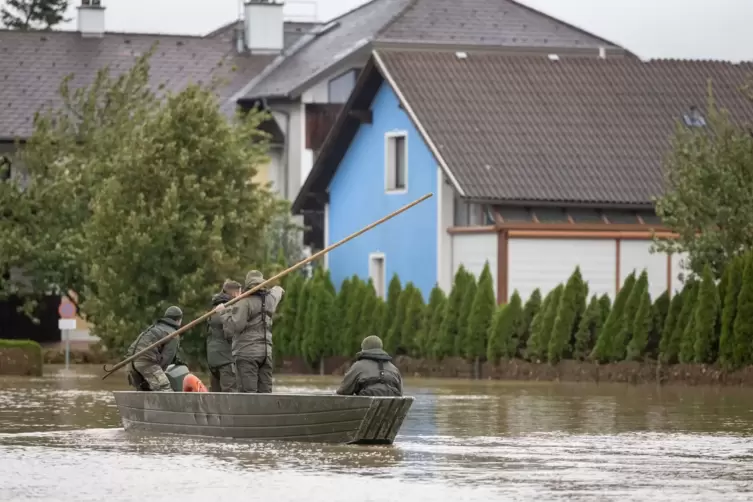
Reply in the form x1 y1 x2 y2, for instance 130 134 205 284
58 300 77 371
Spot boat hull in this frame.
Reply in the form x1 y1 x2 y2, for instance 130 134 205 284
112 391 414 444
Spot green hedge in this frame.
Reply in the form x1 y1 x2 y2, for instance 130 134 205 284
273 252 753 368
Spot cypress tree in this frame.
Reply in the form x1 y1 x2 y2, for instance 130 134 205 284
457 271 478 356
357 279 379 348
598 294 612 324
466 262 496 362
401 287 425 357
678 280 702 364
732 253 753 368
573 296 601 361
549 267 585 363
419 285 446 358
591 272 636 362
526 285 563 362
343 276 366 354
612 270 649 361
429 293 448 359
334 277 354 355
290 278 312 357
667 280 697 364
659 287 683 363
693 264 720 364
718 255 743 369
437 267 469 358
625 288 652 361
520 288 542 350
322 269 336 297
525 289 554 361
301 280 336 373
273 272 302 359
387 282 415 354
381 274 402 338
646 291 670 359
487 293 524 362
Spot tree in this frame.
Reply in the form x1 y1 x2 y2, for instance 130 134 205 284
548 267 585 363
381 274 402 337
659 288 684 364
1 0 69 30
437 267 470 358
428 291 448 359
334 277 354 356
525 288 554 361
401 287 425 357
527 285 563 362
301 280 336 374
654 84 753 279
466 262 496 365
520 288 542 350
487 293 524 362
419 285 446 358
457 272 478 356
0 49 291 359
646 291 670 359
343 276 366 354
573 296 602 361
625 289 652 361
692 264 721 363
612 270 649 361
387 283 416 354
671 279 699 364
718 255 744 369
732 253 753 368
591 272 636 362
357 279 380 344
273 272 303 359
598 294 612 324
679 281 702 364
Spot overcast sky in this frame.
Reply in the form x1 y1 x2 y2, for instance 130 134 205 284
54 0 753 62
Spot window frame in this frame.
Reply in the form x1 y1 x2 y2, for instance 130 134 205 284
384 131 408 194
368 252 387 299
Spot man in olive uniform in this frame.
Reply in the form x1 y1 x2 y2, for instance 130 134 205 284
126 306 184 392
206 279 241 392
336 335 403 397
219 270 284 393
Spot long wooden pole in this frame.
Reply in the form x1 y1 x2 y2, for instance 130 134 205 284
101 192 433 380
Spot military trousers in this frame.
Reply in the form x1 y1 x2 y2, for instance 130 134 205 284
131 360 172 391
235 355 273 393
209 363 238 392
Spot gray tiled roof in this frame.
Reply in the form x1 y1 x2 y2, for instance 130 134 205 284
0 30 274 139
206 20 321 50
376 0 621 50
376 49 753 205
243 0 624 100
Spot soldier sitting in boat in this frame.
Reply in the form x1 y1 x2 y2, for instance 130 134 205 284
206 279 241 392
336 335 403 397
126 306 185 392
218 270 285 393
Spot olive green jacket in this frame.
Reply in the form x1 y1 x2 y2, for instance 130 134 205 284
126 317 181 369
336 348 403 397
223 285 284 360
206 292 234 368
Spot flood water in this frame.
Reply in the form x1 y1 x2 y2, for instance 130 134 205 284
2 367 753 501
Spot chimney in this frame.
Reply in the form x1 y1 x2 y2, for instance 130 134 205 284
244 0 284 54
78 0 105 38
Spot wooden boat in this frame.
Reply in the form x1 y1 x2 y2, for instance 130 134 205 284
112 391 414 444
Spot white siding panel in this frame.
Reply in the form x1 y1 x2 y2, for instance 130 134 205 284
671 252 690 293
508 238 616 302
451 233 497 298
619 240 668 300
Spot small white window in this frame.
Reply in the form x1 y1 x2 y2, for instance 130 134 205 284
369 253 386 299
385 132 407 193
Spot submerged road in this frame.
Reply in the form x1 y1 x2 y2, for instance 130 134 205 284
1 366 753 501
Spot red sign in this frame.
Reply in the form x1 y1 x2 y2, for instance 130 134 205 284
58 301 76 319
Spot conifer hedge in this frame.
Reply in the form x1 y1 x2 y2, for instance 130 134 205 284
272 252 753 371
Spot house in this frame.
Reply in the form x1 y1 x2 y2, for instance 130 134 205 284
236 0 629 248
292 48 753 303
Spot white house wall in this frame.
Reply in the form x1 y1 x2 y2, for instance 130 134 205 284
437 170 454 293
301 78 329 104
508 238 616 302
619 240 668 300
451 233 498 298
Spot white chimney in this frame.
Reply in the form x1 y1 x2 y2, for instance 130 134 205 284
244 0 284 54
77 0 105 38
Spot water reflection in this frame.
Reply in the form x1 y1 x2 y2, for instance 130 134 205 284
2 367 753 500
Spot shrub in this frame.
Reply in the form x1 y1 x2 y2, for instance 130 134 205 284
612 270 649 361
625 287 652 361
521 289 542 350
718 255 743 369
548 267 585 363
487 292 524 362
419 285 446 358
457 272 478 356
387 282 417 354
343 276 366 353
527 285 563 362
591 271 636 362
301 279 336 370
659 287 684 363
692 264 721 363
732 253 753 367
437 266 470 358
646 291 670 359
381 274 402 339
573 295 602 360
429 291 448 359
678 279 702 364
526 288 554 361
334 276 354 356
401 287 425 357
466 262 496 362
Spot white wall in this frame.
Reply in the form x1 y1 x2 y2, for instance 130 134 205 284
508 238 617 303
451 233 498 298
619 240 668 300
301 78 329 104
270 102 304 201
436 170 455 292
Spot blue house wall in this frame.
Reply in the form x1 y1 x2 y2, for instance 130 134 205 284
327 82 437 300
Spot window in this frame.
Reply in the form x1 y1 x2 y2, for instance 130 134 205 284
385 132 407 192
327 69 358 104
369 253 386 299
683 106 706 128
454 193 494 226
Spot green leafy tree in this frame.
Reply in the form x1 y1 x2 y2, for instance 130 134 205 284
718 255 744 368
301 280 336 373
692 264 721 363
387 283 417 354
659 288 684 363
428 292 448 359
437 267 470 358
356 279 380 343
466 262 496 362
1 0 68 30
457 272 478 356
381 274 402 337
573 296 602 361
419 285 446 358
527 285 563 362
520 288 542 350
487 293 524 362
598 294 612 324
732 253 753 367
672 279 699 363
334 277 354 355
626 289 652 361
548 267 585 363
343 276 366 353
591 272 636 362
525 289 554 361
401 287 425 357
646 291 670 359
290 278 312 357
273 272 303 359
612 270 649 361
654 85 753 279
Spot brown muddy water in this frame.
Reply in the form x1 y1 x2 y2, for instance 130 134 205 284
2 367 753 502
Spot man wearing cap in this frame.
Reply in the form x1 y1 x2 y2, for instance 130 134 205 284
218 270 285 393
206 279 241 392
336 335 403 397
125 306 184 392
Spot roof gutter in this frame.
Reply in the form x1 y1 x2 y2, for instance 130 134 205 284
469 197 656 211
372 50 466 197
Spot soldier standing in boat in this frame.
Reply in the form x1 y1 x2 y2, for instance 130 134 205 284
126 306 185 392
336 335 403 397
218 270 284 393
206 279 241 392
